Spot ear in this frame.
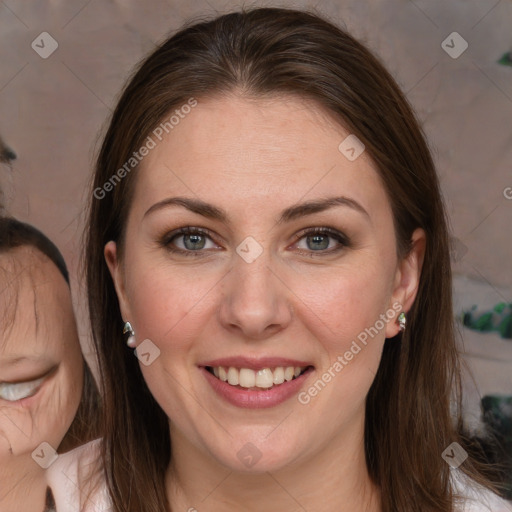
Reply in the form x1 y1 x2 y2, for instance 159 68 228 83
104 241 132 323
385 228 426 338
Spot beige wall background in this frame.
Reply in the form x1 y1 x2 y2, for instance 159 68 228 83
1 0 511 421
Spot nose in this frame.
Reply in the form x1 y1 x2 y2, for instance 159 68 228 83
217 247 293 341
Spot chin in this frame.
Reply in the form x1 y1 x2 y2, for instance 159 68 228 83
210 436 305 474
227 454 296 474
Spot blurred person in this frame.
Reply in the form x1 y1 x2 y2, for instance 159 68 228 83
0 217 100 512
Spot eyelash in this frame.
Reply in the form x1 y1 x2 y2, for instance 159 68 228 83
160 226 350 258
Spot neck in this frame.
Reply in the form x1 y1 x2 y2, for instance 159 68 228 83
166 412 381 512
0 454 47 512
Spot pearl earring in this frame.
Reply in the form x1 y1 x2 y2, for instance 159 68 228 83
123 321 136 347
397 312 406 332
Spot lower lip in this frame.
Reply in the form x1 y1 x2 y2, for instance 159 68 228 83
200 366 314 409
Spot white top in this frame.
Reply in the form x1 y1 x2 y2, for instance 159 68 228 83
47 440 512 511
451 468 512 512
46 439 111 511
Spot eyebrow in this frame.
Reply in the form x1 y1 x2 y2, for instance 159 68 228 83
143 195 370 224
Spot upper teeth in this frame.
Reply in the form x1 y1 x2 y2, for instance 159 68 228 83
211 366 306 388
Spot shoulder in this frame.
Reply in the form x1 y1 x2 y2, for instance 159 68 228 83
46 439 111 512
451 469 512 512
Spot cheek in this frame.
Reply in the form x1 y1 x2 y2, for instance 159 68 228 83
0 372 82 457
292 261 393 413
48 362 84 434
292 259 394 345
125 265 212 414
0 430 12 461
126 263 218 348
0 404 40 456
34 376 81 449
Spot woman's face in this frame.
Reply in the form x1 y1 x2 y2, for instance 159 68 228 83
0 247 83 468
106 94 424 473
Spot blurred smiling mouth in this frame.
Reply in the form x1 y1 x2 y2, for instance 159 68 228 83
0 377 46 401
198 358 315 409
0 365 58 403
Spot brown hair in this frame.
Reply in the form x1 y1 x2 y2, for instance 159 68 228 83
85 7 502 511
0 216 100 452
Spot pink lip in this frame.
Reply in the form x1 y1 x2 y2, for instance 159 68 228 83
198 356 313 371
200 366 315 409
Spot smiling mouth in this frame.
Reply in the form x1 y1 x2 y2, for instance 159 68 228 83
0 365 59 402
205 365 314 390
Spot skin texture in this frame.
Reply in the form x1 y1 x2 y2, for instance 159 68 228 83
105 93 426 512
0 246 83 512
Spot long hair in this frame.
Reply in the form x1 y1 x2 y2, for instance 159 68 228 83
84 7 501 511
0 216 101 452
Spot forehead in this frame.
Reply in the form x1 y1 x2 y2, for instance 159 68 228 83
132 93 388 220
0 246 70 354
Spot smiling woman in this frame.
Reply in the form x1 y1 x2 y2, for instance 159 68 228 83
75 6 511 512
0 217 100 512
